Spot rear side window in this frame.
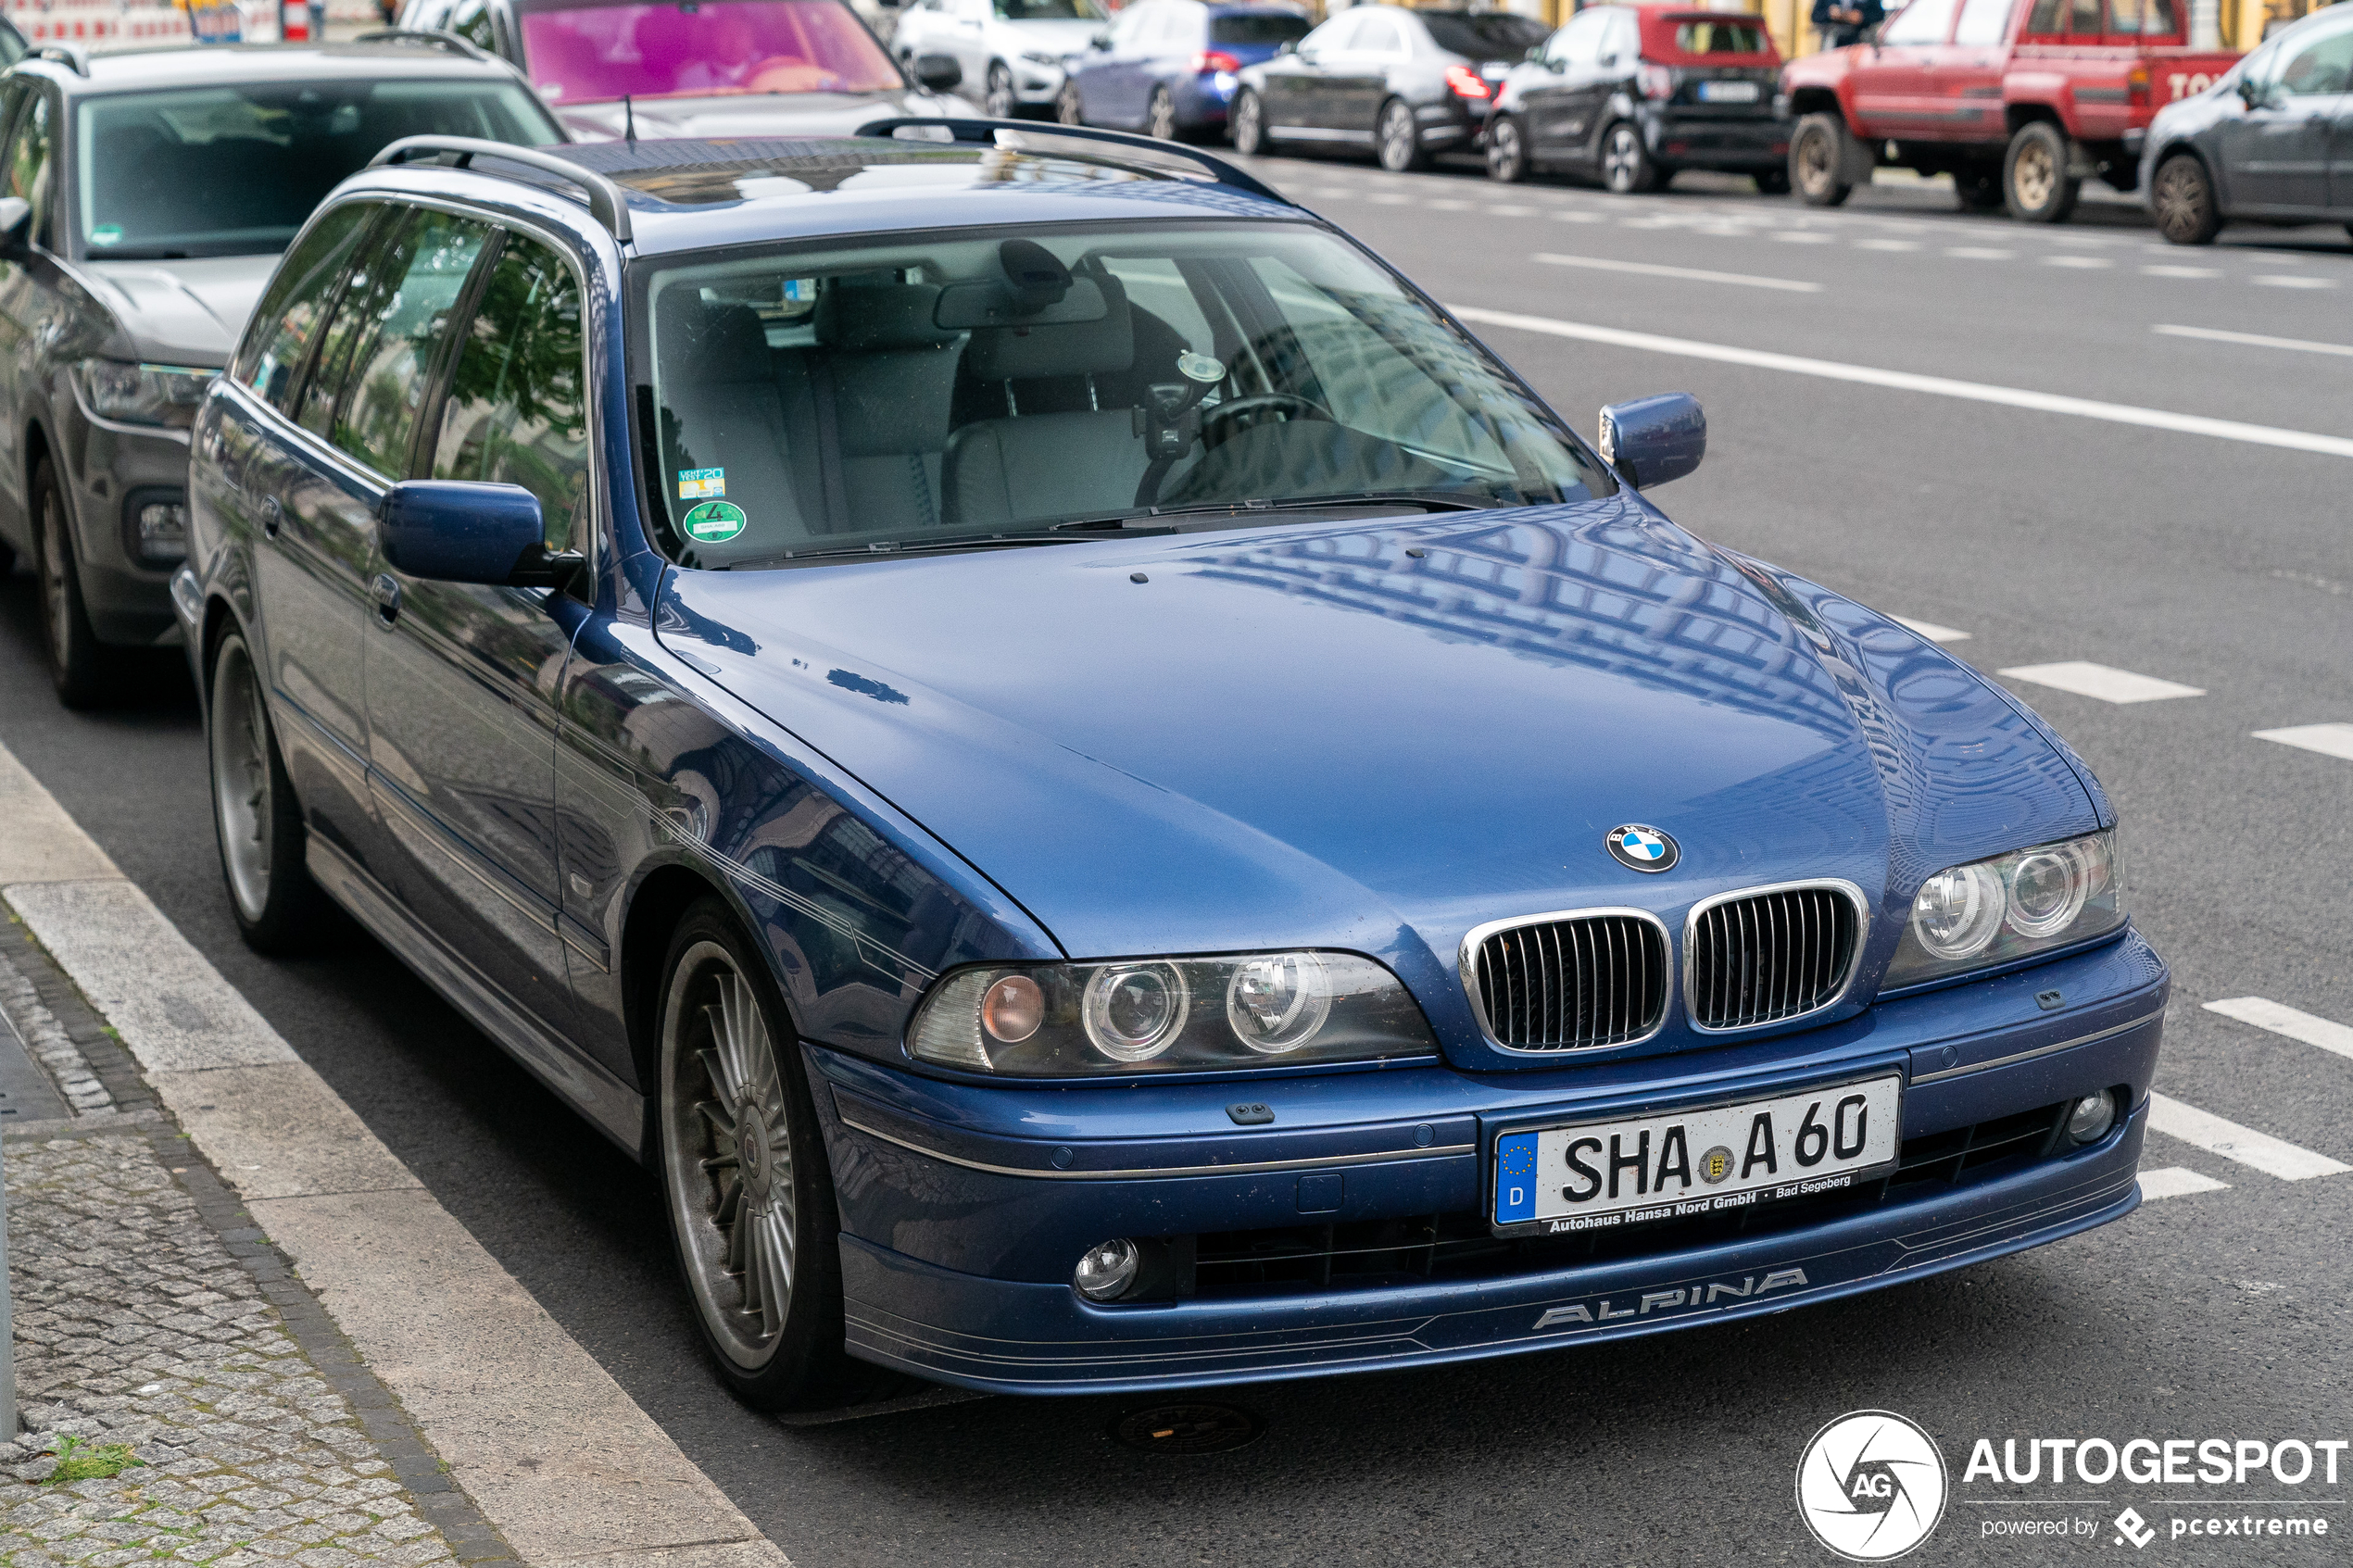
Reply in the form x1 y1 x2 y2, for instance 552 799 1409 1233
1421 10 1548 58
233 203 378 410
2105 0 2180 33
1209 12 1308 45
431 232 590 552
1673 19 1770 52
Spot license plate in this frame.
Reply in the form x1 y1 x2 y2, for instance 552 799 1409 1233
1491 1074 1902 1236
1697 81 1761 103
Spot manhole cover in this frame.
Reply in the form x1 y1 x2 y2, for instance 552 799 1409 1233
1109 1402 1264 1455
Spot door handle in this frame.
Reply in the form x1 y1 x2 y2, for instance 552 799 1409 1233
259 495 282 538
371 571 401 627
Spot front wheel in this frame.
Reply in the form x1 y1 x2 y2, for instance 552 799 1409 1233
1147 85 1177 141
984 61 1016 119
659 899 863 1411
208 627 329 953
32 458 112 709
1485 114 1530 182
1789 113 1851 207
1376 97 1424 172
1599 120 1658 194
1055 81 1084 126
2150 152 2221 245
1231 87 1268 155
2003 120 2078 223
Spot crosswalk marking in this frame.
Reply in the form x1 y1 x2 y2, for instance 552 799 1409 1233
1997 661 2206 703
1893 616 1971 643
2146 1094 2350 1182
1945 246 2014 259
2140 1166 2230 1201
2143 264 2222 278
2205 997 2353 1063
2252 722 2353 761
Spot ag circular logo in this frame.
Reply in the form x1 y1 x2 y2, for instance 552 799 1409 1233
1796 1411 1948 1562
1604 823 1678 872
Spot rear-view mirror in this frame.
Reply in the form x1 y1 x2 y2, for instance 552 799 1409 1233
380 481 558 587
913 52 963 90
935 274 1107 330
1597 392 1705 490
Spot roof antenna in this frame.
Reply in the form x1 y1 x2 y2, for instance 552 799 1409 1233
623 94 637 146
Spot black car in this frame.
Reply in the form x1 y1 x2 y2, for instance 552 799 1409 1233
2142 3 2353 244
1231 4 1549 171
1485 5 1788 193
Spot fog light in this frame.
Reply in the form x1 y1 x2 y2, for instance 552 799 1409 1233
137 499 188 563
1074 1237 1139 1301
2066 1089 2115 1146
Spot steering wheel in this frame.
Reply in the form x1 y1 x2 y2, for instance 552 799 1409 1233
1200 392 1334 449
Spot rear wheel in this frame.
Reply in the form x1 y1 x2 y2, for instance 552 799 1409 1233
1231 88 1268 155
1790 113 1852 207
1599 120 1657 194
1953 166 2004 208
2150 151 2221 245
659 898 866 1411
984 61 1016 118
208 627 328 954
1376 96 1424 171
1147 85 1177 140
2003 119 2078 222
1055 81 1084 125
32 458 111 709
1485 114 1530 182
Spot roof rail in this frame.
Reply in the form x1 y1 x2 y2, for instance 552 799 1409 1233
31 44 89 76
371 135 633 244
852 117 1293 207
349 28 496 62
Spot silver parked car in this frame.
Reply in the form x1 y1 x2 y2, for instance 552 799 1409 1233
0 38 559 705
889 0 1109 117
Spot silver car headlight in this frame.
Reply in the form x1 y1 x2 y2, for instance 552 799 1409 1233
1020 48 1063 65
909 950 1439 1075
1883 829 2124 990
72 358 211 430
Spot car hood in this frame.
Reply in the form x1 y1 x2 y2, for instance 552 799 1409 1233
657 497 2098 1030
556 87 957 141
76 254 281 368
992 18 1104 50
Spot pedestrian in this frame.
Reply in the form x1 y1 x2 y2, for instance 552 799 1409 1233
1810 0 1881 49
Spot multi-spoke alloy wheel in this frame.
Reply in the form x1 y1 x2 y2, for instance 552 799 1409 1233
985 62 1016 119
33 460 108 707
207 628 324 952
2150 153 2220 245
1601 121 1655 194
1232 89 1266 155
1485 116 1528 182
1376 98 1423 171
658 901 857 1409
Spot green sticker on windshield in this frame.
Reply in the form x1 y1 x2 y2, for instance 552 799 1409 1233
90 224 123 247
683 500 747 543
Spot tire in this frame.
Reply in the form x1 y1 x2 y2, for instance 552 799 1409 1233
2003 119 2078 223
1754 166 1790 195
1599 120 1658 194
658 898 866 1411
2149 151 2221 245
1376 96 1424 172
1953 166 2004 208
1790 112 1852 207
1485 114 1530 182
31 458 112 709
1231 87 1268 156
1055 82 1084 126
984 61 1016 119
1147 85 1177 141
208 627 329 954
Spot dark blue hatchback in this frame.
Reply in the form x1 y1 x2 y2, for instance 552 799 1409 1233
1058 1 1309 138
179 121 2167 1410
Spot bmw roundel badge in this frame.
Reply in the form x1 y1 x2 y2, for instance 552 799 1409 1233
1604 824 1679 873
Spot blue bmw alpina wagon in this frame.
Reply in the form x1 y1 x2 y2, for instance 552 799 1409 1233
178 121 2167 1409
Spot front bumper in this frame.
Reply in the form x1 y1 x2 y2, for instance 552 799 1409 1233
811 933 2167 1395
65 412 191 646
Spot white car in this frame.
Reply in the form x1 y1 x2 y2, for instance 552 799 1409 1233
887 0 1109 116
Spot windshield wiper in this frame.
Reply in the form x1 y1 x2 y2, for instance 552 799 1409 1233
1051 491 1496 532
720 531 1143 569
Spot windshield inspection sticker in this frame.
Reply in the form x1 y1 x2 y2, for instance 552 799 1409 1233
683 501 746 543
677 467 726 499
89 224 123 247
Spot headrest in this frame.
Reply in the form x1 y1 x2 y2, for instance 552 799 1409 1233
655 291 774 386
963 275 1134 381
814 281 963 352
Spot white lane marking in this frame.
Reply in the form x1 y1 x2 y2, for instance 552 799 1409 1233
1368 192 1411 205
1893 616 1971 643
2140 1166 2230 1201
2205 997 2353 1062
1529 252 1824 293
2147 1093 2351 1181
1773 231 1838 243
2252 273 2337 288
2253 721 2353 760
1945 246 2015 259
1428 197 1473 211
1445 306 2353 461
1549 209 1606 223
2155 322 2353 358
1487 204 1539 217
1855 238 1921 251
1996 661 2206 703
2045 255 2115 270
2143 264 2223 278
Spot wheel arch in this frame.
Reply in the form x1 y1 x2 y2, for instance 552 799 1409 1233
1785 86 1843 121
619 859 747 1107
2003 100 2064 135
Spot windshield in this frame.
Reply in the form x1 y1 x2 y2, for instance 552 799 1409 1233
75 82 557 260
635 220 1606 570
516 0 901 104
1420 11 1550 57
996 0 1106 19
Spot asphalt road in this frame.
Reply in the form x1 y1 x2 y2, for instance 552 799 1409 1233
3 161 2348 1565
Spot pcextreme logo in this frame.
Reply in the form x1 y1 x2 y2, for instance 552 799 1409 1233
1796 1410 1951 1562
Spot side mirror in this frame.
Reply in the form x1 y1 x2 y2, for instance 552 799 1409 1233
0 196 30 252
2235 74 2269 107
381 480 569 586
913 51 963 90
1279 39 1299 55
1525 43 1543 60
1597 392 1705 490
1089 30 1110 47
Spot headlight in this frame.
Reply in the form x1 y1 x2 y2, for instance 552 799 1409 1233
908 950 1438 1075
1020 48 1062 65
1884 830 2123 990
71 359 211 430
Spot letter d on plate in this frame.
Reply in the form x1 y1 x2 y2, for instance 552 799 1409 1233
1495 1132 1539 1224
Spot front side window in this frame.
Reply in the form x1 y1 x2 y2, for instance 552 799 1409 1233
1675 18 1771 52
2272 17 2353 94
1210 13 1308 46
73 82 557 261
1952 0 2012 45
433 232 590 552
1881 0 1959 44
635 220 1607 570
515 0 901 102
233 203 379 410
1351 14 1405 55
1548 12 1608 65
301 208 491 474
2102 0 2178 33
996 0 1105 19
